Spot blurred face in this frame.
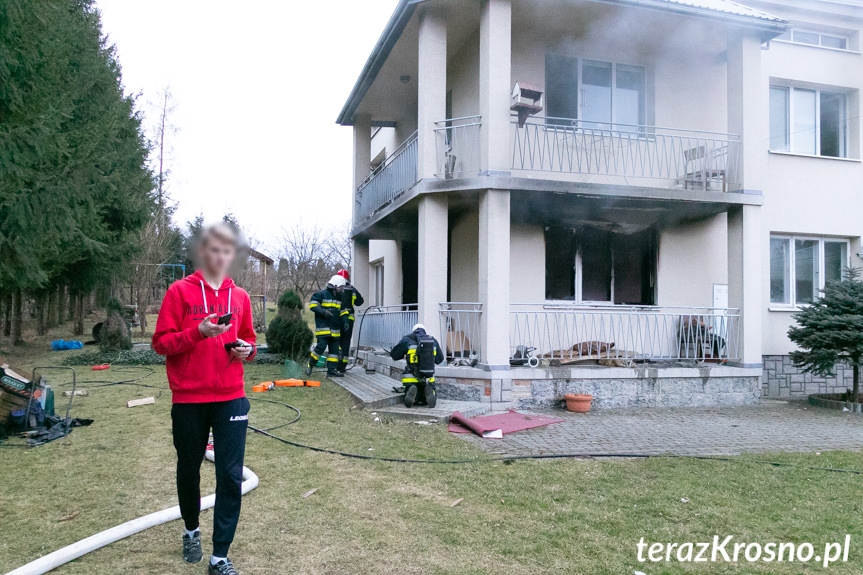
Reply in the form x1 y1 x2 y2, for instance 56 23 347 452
198 236 235 278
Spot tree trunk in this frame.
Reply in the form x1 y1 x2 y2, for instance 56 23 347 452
73 292 84 336
35 292 46 335
67 287 74 322
57 285 66 326
2 292 11 337
853 363 860 402
47 287 57 329
12 289 24 344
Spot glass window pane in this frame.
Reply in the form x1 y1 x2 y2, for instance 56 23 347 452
795 239 820 304
545 228 576 300
821 35 847 50
824 241 847 284
793 30 820 45
613 230 653 305
581 60 612 127
769 87 789 151
546 54 579 124
580 228 612 302
820 92 845 158
792 89 816 155
770 238 791 304
614 64 644 129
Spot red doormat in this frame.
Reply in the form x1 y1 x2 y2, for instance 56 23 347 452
448 410 564 438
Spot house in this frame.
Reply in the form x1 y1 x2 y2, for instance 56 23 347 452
337 0 863 409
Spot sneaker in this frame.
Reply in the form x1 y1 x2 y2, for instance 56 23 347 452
182 531 202 564
208 559 239 575
424 383 437 409
404 385 417 408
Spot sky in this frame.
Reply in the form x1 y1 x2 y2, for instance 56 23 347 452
96 0 400 255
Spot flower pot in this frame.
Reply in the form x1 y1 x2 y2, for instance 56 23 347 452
564 393 592 413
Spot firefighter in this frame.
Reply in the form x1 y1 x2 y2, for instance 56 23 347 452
307 275 346 378
336 269 364 374
390 324 444 408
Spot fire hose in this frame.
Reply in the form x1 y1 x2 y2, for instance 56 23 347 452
4 449 258 575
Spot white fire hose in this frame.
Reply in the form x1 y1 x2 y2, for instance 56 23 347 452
5 450 258 575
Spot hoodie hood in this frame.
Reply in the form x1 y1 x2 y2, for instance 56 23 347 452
183 270 236 290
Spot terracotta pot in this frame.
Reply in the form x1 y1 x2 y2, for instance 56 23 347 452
564 393 592 413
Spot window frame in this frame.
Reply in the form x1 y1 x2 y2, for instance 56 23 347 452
769 235 850 308
545 54 646 127
372 261 385 307
775 28 851 51
769 84 847 158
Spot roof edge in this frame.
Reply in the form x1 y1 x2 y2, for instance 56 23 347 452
336 0 426 126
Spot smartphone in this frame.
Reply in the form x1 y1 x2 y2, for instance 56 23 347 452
217 313 233 325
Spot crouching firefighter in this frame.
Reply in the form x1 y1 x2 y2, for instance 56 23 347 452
336 269 364 374
390 324 444 408
307 274 346 378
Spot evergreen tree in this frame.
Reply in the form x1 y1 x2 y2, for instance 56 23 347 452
788 269 863 400
266 290 313 359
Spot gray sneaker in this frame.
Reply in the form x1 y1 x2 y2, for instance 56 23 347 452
208 559 239 575
182 531 202 563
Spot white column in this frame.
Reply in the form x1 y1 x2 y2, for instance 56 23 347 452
417 5 447 179
417 195 448 339
479 0 511 173
479 189 510 370
351 237 370 308
352 114 371 191
728 205 762 366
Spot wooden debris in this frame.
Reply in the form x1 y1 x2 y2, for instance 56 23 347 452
127 397 155 408
301 488 319 499
57 511 80 522
449 498 464 508
63 390 88 397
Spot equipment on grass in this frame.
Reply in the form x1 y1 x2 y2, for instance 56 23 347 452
92 364 111 371
255 379 321 392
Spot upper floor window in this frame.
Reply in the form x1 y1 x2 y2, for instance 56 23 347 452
545 54 645 129
770 235 849 306
770 85 847 158
776 29 849 50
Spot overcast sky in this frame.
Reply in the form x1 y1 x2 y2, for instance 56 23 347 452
96 0 399 255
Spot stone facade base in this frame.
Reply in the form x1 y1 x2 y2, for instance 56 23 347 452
762 355 854 398
358 351 761 410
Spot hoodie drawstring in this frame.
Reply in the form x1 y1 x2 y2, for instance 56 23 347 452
200 280 232 316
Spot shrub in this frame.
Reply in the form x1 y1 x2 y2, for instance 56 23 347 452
99 299 132 353
266 290 313 359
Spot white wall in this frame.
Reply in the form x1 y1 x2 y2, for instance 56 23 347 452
368 239 403 306
656 215 728 308
449 210 479 301
510 224 546 302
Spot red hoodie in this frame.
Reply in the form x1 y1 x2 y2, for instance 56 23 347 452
152 271 257 403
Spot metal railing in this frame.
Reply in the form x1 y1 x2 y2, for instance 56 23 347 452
439 302 482 362
355 132 418 223
355 304 418 352
510 304 740 364
512 116 741 191
435 116 482 178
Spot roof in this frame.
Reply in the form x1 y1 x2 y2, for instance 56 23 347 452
248 248 274 265
337 0 788 126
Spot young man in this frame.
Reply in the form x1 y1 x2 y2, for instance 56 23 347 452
152 223 256 575
307 274 346 378
336 269 364 374
390 324 444 408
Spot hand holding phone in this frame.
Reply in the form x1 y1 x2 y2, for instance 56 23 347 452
217 313 233 325
199 313 231 338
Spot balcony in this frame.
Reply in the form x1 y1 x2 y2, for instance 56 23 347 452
512 117 741 192
355 132 418 223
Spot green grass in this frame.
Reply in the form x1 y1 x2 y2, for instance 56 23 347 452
1 346 862 574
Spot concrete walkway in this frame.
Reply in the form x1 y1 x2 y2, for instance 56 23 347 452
459 400 863 457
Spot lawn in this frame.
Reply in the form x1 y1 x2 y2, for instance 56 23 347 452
1 339 862 574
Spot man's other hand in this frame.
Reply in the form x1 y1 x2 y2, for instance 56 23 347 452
199 313 231 338
231 339 253 360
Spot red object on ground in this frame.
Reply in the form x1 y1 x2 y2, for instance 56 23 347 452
448 409 564 437
92 364 111 371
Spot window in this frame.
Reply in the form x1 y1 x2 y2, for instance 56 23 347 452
545 55 645 128
373 262 385 306
769 86 847 158
544 227 655 304
770 236 849 306
776 29 849 50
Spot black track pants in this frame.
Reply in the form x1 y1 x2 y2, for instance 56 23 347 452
171 397 249 557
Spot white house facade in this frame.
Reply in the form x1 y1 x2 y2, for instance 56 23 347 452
338 0 863 409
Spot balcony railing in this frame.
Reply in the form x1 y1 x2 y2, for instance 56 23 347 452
512 117 741 192
355 132 418 223
439 302 482 362
355 304 418 351
510 304 740 364
434 116 482 178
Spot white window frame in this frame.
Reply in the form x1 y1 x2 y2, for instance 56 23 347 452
769 85 847 158
775 28 851 51
372 261 385 307
769 235 850 308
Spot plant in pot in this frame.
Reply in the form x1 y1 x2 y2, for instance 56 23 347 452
564 393 593 413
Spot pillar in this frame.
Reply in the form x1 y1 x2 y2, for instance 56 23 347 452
351 237 370 309
728 205 762 366
417 5 447 179
479 0 511 173
417 195 448 339
479 189 510 370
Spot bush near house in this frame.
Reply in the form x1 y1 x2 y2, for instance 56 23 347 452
788 269 863 401
265 290 313 360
